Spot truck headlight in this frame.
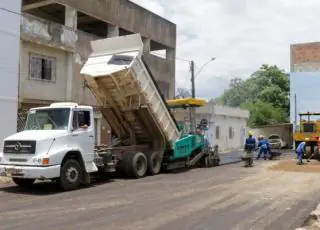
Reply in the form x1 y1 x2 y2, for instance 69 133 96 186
33 157 50 165
33 158 39 164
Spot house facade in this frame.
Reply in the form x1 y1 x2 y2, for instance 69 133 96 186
173 104 250 152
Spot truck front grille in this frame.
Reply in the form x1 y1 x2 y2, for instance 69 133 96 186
3 140 36 154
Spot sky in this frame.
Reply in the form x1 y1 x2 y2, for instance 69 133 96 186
131 0 320 99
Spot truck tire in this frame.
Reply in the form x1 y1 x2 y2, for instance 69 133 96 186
12 178 35 188
128 152 148 178
147 151 161 175
59 159 83 191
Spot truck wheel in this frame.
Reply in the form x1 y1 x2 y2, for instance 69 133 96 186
214 158 220 166
12 178 35 188
59 159 83 191
130 152 147 178
147 151 161 175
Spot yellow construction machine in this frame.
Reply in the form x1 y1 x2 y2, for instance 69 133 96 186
294 112 320 159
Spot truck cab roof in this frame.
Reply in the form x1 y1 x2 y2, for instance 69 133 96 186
30 102 93 111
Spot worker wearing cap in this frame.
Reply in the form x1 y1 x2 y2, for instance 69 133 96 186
296 140 307 165
257 135 269 160
244 131 256 151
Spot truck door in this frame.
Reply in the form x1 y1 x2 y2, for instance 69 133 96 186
71 109 95 165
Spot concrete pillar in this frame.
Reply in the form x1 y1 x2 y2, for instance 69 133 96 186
166 48 176 99
142 37 151 54
65 6 77 101
107 25 119 37
0 0 21 148
65 6 77 29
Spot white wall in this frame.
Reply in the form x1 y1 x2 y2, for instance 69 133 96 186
209 115 247 152
174 104 249 152
0 1 21 148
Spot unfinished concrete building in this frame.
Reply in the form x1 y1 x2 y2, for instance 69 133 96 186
19 0 176 144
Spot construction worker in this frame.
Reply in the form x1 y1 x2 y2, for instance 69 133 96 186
243 131 256 167
257 135 270 160
244 131 256 151
296 140 307 165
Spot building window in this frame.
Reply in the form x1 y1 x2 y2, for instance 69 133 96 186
29 53 56 82
229 126 234 139
215 126 220 139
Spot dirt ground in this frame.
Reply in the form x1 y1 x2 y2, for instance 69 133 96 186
269 159 320 173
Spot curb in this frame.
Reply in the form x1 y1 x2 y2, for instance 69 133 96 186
219 149 243 155
219 159 241 166
296 204 320 230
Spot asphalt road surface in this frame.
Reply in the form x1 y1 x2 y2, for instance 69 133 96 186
0 152 319 230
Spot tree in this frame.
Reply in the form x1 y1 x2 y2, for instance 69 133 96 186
214 64 289 126
176 87 191 98
241 100 288 127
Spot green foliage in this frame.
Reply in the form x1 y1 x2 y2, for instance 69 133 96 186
240 100 288 127
216 64 289 127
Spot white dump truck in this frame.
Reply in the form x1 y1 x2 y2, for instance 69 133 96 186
0 34 218 191
0 102 117 190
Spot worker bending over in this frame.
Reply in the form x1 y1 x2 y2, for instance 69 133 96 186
257 135 270 160
296 141 306 165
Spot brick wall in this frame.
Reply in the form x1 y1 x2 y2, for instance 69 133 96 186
292 42 320 64
291 42 320 72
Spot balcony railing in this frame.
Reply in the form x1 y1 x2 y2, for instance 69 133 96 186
20 13 102 62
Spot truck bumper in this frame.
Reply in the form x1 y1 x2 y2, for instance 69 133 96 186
0 164 60 179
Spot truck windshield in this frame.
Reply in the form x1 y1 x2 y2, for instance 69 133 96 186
24 108 70 130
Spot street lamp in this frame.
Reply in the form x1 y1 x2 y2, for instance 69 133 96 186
195 57 216 77
191 57 216 98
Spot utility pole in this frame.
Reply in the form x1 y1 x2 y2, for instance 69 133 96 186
188 58 215 133
191 60 195 98
294 93 297 150
294 93 297 131
190 60 196 132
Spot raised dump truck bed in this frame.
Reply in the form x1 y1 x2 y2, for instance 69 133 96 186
80 34 180 177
